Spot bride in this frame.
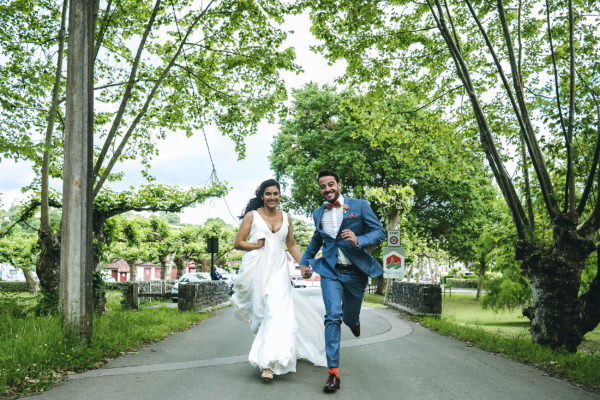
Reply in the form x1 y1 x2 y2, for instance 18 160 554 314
233 179 326 382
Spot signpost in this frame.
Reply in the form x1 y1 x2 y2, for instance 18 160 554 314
383 230 405 304
383 247 405 279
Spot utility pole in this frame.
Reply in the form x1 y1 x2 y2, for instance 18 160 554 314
60 0 96 340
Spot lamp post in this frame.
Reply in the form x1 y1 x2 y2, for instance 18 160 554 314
206 237 218 276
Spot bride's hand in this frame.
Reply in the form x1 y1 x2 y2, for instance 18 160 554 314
255 239 265 250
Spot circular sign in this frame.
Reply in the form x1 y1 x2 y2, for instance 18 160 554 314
389 235 399 245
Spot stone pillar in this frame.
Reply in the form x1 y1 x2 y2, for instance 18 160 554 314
60 0 95 340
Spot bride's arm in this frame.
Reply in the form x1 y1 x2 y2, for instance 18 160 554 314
234 212 265 251
285 214 303 263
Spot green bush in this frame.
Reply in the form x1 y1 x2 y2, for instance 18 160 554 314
0 281 28 293
445 278 478 289
105 281 126 291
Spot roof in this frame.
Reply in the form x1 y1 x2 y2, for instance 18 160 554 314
103 258 130 273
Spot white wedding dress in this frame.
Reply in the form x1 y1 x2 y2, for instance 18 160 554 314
232 211 327 374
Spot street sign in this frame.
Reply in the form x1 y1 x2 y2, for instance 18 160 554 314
387 230 401 247
383 246 405 279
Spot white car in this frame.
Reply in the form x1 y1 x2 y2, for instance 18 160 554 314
290 276 306 288
171 272 209 302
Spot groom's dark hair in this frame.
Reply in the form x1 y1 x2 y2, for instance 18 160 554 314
318 169 339 183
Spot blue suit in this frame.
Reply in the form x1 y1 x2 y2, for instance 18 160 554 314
300 197 385 367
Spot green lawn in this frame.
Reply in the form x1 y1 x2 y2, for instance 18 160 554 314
441 292 600 354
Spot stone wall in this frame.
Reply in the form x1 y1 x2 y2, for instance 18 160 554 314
389 281 442 316
178 281 229 312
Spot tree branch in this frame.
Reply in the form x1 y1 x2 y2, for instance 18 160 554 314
495 0 559 219
94 0 116 62
565 0 576 214
40 0 67 233
93 1 217 197
576 74 600 217
93 0 162 182
428 0 529 239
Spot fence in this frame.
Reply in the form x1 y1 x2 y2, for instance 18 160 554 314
366 284 378 294
121 281 171 309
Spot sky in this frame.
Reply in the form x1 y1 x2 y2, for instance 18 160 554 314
0 12 346 227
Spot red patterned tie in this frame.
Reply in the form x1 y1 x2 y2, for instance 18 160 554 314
325 200 341 210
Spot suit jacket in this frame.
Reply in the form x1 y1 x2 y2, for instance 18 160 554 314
300 197 386 279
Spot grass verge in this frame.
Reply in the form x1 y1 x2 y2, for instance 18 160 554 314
367 291 600 389
363 293 387 309
0 291 210 398
421 316 600 389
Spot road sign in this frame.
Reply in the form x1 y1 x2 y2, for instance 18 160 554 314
387 230 401 247
383 246 405 279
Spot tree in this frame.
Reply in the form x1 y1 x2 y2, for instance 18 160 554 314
173 225 203 278
0 234 39 293
291 218 315 250
0 0 297 308
270 84 496 261
148 216 177 280
304 0 600 351
196 218 237 271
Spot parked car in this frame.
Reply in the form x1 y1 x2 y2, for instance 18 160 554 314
290 276 306 288
171 272 208 302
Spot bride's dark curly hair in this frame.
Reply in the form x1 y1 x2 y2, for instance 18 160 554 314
239 179 281 219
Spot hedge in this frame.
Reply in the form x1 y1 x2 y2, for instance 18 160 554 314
445 278 479 289
0 281 28 293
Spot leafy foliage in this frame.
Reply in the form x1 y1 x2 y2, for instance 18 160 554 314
270 83 497 260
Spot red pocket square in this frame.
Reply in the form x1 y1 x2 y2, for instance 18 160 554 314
350 213 357 219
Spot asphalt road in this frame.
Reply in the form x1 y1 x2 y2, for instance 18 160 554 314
24 287 598 400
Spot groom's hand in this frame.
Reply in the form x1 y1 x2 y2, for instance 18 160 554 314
300 265 312 279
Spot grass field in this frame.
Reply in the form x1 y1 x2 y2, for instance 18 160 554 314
440 292 600 354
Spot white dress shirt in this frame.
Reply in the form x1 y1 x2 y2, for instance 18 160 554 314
321 195 352 266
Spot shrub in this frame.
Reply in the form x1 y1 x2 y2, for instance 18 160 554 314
445 278 478 289
0 281 28 293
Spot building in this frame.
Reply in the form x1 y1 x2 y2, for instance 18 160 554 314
103 258 197 281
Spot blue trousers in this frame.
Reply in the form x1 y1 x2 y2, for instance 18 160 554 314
320 268 368 367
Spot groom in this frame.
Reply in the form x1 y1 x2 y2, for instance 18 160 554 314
299 169 386 393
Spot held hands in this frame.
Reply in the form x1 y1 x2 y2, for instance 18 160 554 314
341 229 358 247
300 265 312 279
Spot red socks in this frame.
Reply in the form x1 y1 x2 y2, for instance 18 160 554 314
329 367 339 378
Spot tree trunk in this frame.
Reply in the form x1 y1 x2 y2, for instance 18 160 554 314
36 228 61 296
22 267 38 294
127 259 138 281
375 274 386 295
174 256 187 279
519 224 596 352
159 253 175 280
476 255 486 301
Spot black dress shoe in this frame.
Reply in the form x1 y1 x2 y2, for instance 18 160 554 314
350 324 360 337
323 373 340 393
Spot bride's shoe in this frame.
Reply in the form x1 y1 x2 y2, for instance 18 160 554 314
261 368 273 383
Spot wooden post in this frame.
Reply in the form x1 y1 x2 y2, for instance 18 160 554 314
60 0 95 340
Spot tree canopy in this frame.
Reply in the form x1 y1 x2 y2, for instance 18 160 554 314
270 83 497 261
